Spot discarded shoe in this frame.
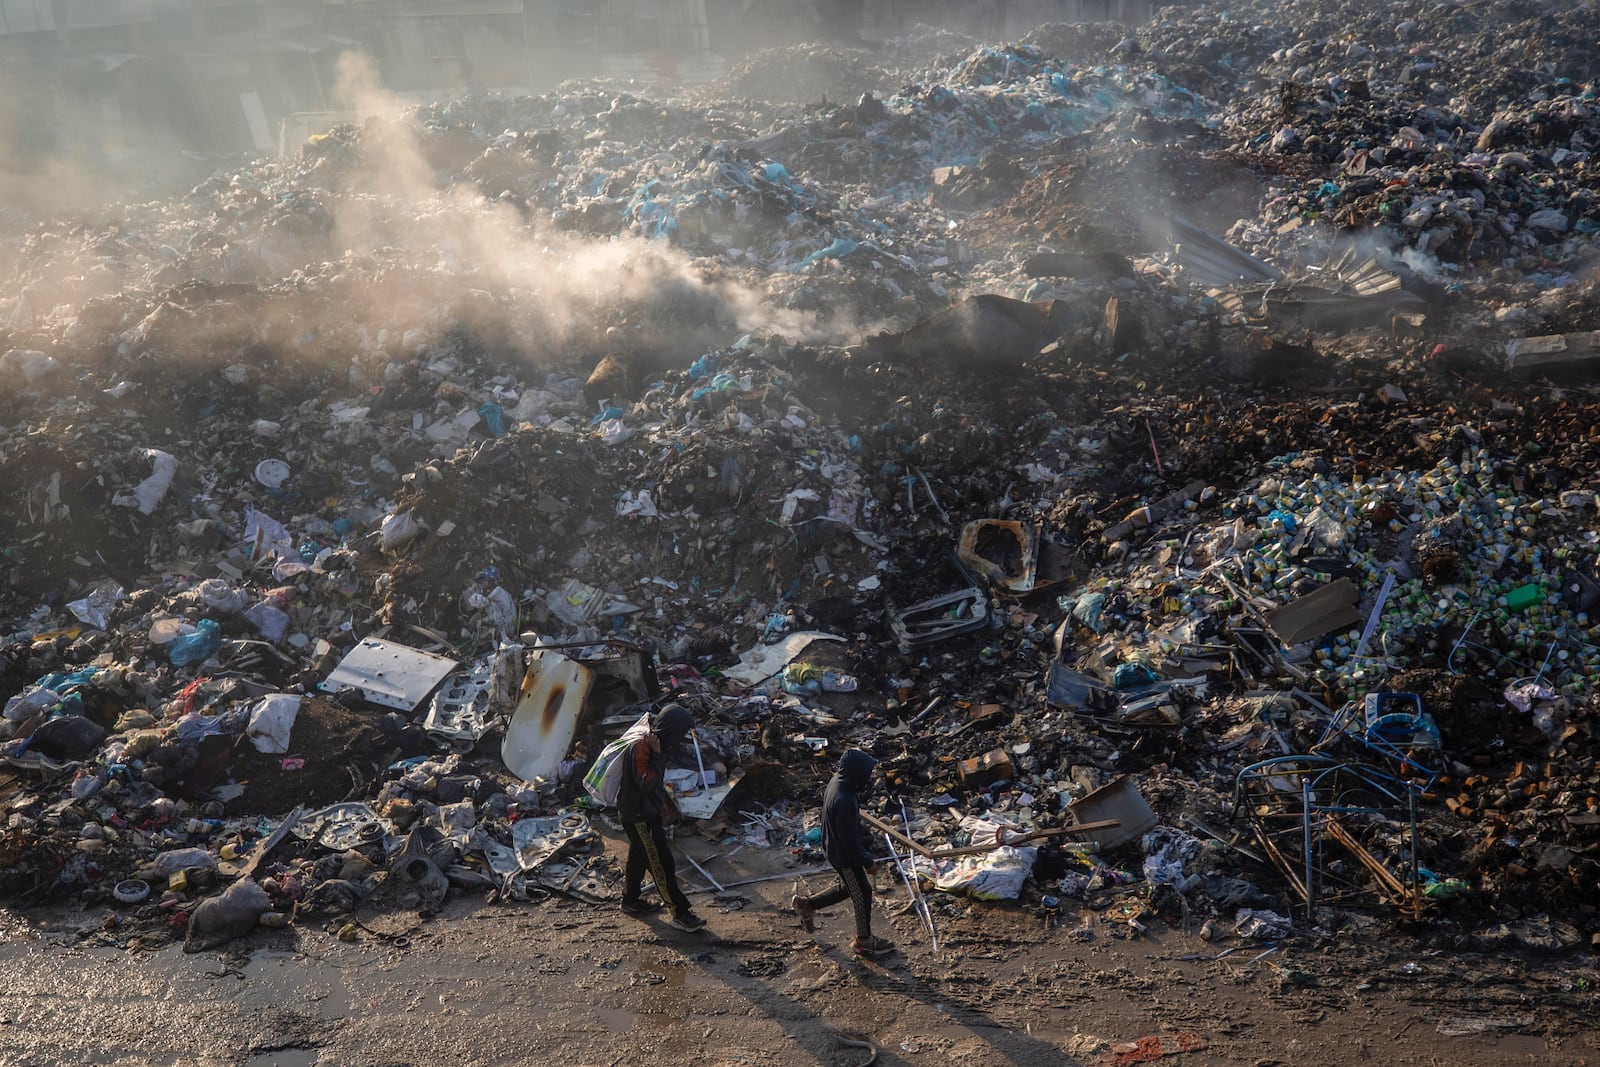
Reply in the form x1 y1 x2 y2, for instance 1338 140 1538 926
792 892 816 933
620 896 662 915
668 911 707 932
852 935 894 957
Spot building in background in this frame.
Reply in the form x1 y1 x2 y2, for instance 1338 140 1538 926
321 0 531 94
1 0 351 160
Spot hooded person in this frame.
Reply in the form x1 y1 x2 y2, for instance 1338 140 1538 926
792 748 893 956
617 703 706 932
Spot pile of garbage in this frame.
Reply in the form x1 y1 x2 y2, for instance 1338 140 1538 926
3 0 1600 958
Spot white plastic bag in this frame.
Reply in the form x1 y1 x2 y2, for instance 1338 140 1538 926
582 712 652 806
380 509 422 551
597 419 634 445
1142 827 1204 890
3 687 57 721
112 448 178 515
1235 907 1293 940
243 602 291 642
197 578 247 615
466 586 517 636
246 694 303 754
616 489 658 518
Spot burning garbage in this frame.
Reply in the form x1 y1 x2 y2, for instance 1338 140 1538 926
2 0 1600 974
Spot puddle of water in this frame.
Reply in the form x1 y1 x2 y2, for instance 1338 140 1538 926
596 1005 639 1032
1488 1034 1549 1058
245 1050 319 1067
322 973 351 1020
580 1004 683 1033
235 951 349 1021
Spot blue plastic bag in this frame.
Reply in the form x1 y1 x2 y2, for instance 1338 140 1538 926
169 619 222 666
478 402 507 436
793 237 859 272
687 353 717 380
35 667 100 692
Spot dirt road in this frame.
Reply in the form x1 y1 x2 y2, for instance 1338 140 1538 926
0 828 1594 1067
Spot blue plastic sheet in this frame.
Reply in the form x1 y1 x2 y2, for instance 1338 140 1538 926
689 372 740 403
793 237 859 272
169 619 222 666
687 353 717 380
36 667 99 692
1112 662 1161 689
478 402 507 436
1071 592 1107 634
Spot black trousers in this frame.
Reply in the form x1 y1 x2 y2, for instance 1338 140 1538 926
800 864 873 939
624 818 692 916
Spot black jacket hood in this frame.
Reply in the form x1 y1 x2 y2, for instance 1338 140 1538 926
838 748 877 790
651 704 695 754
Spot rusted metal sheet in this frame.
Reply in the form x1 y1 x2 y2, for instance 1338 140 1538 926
958 520 1040 592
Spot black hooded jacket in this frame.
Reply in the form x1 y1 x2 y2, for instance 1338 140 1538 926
822 749 877 869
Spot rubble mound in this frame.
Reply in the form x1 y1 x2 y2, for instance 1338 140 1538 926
981 142 1266 257
6 0 1600 965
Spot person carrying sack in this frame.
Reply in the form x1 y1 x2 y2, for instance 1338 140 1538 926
617 703 706 932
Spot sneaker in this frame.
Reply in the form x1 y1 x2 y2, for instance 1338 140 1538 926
851 935 894 957
620 896 662 916
668 911 707 932
792 893 816 934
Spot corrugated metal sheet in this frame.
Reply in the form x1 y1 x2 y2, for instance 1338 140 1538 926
1169 216 1283 287
1324 246 1403 296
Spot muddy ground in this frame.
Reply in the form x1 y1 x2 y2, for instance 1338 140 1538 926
2 827 1595 1067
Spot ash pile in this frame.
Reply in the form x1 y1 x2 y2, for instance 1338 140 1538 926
2 0 1599 961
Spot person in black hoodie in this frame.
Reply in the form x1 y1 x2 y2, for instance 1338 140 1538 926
792 748 893 956
617 704 706 932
